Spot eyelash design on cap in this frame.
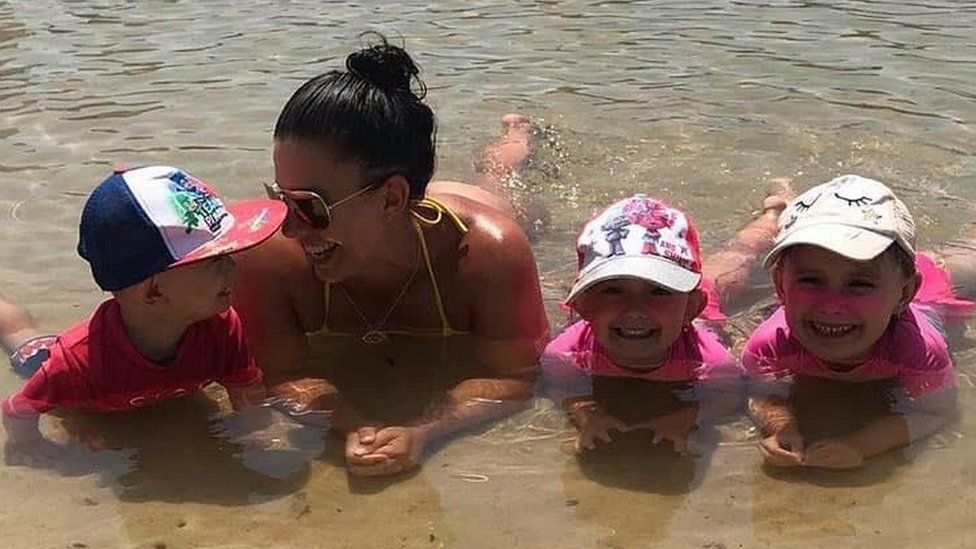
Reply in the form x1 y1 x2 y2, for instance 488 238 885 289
794 194 819 212
835 193 871 207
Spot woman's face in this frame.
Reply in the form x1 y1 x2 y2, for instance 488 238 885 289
273 139 387 283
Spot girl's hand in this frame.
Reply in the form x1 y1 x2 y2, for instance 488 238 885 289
759 422 805 467
803 438 864 469
638 406 698 454
572 404 626 453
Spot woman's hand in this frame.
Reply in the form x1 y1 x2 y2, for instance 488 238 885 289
345 425 426 477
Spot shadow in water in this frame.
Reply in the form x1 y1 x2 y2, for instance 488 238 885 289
55 391 314 506
572 376 717 495
752 375 910 543
575 430 698 495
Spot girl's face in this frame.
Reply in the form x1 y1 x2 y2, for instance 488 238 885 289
775 245 919 367
574 278 704 368
272 139 390 283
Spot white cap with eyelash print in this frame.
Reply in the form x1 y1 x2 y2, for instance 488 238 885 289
763 174 916 269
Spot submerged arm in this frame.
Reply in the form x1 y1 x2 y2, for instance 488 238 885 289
233 237 370 430
346 218 549 476
836 387 957 460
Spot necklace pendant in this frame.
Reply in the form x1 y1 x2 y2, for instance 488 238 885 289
361 330 389 345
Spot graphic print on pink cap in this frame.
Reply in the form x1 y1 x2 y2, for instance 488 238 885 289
623 197 702 273
567 194 705 302
577 195 702 272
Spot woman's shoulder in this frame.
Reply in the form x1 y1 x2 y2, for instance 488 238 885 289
429 184 534 272
233 232 325 332
427 181 517 220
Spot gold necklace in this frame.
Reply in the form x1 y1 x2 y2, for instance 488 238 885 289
336 240 422 345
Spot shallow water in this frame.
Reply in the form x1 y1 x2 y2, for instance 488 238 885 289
1 1 976 547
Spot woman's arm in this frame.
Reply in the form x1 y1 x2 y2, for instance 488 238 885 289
414 213 548 440
233 236 371 432
344 212 549 476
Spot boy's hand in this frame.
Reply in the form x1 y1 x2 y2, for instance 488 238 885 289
265 397 334 428
345 425 425 477
4 437 64 467
803 438 864 469
571 403 626 453
760 422 805 467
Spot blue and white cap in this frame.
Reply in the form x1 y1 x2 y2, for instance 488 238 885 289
78 165 287 291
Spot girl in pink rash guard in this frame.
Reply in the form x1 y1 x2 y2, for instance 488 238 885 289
543 189 790 455
744 175 975 470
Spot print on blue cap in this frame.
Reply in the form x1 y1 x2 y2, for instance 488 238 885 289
166 170 228 235
77 166 234 292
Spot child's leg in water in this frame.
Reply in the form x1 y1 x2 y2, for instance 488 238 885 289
0 293 40 356
470 113 552 232
474 113 534 194
931 223 976 299
701 178 794 308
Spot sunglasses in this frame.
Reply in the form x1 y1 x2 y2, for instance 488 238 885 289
263 177 385 230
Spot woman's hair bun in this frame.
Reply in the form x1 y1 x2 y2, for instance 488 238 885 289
346 32 425 98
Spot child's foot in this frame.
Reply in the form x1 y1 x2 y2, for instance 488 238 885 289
475 113 534 177
762 177 795 218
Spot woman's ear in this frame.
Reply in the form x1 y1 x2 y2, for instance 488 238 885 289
380 174 411 219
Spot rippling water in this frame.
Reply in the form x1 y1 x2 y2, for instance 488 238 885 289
2 1 975 547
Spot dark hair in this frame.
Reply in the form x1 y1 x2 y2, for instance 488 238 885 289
881 243 916 279
274 33 436 198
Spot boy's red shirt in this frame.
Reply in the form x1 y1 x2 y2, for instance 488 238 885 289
2 299 262 418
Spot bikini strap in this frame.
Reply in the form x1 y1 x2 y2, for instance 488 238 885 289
412 218 453 336
410 196 469 234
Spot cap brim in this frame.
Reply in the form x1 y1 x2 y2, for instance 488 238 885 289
763 223 894 269
171 199 287 267
566 255 702 304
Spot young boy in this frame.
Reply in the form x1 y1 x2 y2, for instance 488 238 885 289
2 165 286 461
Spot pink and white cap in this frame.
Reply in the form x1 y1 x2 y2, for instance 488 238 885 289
764 174 916 269
566 194 703 304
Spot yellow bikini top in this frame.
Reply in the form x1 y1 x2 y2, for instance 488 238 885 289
312 196 470 338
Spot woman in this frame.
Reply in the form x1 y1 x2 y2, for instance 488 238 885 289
235 36 549 477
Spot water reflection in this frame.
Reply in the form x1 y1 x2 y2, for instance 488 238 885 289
55 392 311 504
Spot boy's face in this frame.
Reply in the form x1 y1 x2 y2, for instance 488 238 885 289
153 255 237 322
574 278 704 368
775 245 918 367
